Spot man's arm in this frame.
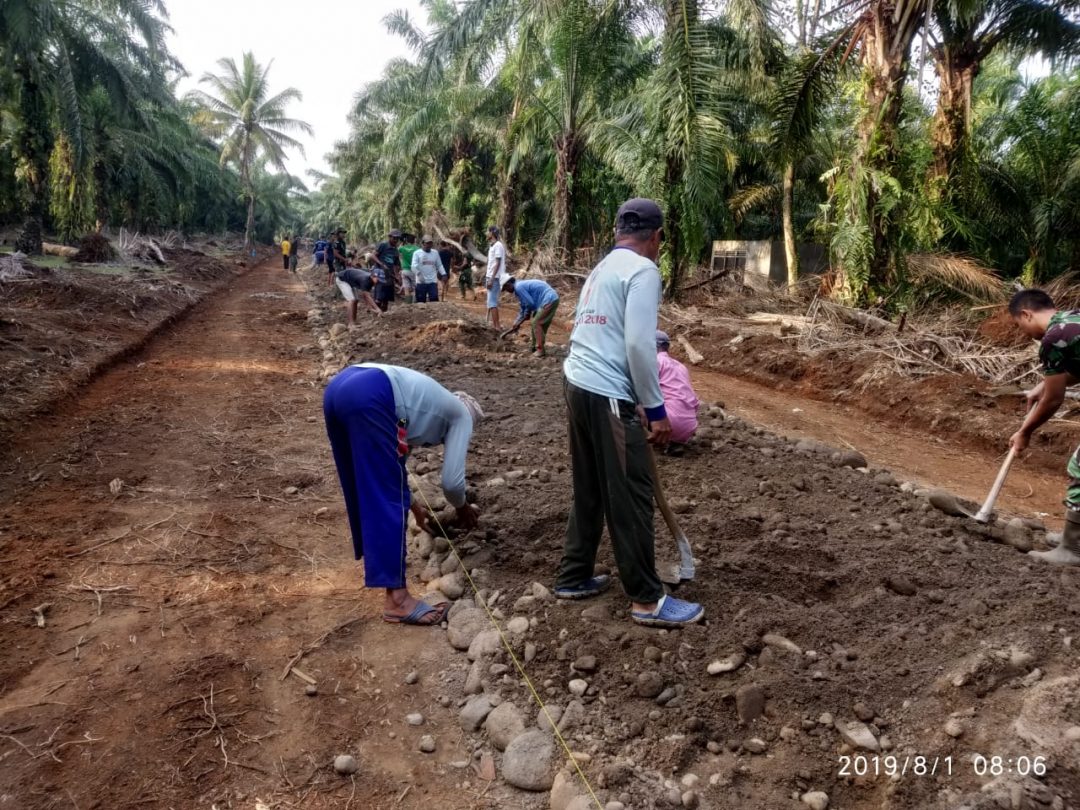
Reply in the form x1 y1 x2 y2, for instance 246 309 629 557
440 408 478 528
1011 373 1073 450
624 268 670 444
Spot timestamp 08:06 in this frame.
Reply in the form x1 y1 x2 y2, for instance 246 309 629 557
972 755 1047 777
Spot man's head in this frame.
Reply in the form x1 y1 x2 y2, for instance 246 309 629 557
404 233 416 244
388 228 403 246
614 198 664 262
335 228 346 239
1009 288 1057 339
422 235 434 250
656 330 671 353
487 225 500 241
501 276 516 293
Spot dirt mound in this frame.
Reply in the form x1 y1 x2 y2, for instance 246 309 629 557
404 318 496 351
72 232 117 263
163 247 234 281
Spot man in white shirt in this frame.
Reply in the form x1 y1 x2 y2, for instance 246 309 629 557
556 198 704 629
485 225 506 330
411 236 447 303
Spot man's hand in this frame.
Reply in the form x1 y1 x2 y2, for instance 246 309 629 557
647 417 672 446
410 503 432 534
455 503 480 530
1009 430 1031 453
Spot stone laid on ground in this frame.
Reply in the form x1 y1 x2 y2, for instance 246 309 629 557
502 729 556 791
465 661 483 695
707 653 746 675
437 572 465 599
447 608 489 650
404 670 419 685
637 671 665 698
1004 518 1033 552
419 735 436 753
568 679 588 697
885 575 917 596
833 450 868 469
460 695 494 731
572 655 597 673
550 769 585 810
735 683 766 723
333 754 359 775
836 720 880 751
405 712 424 726
506 616 530 634
927 490 969 517
468 629 502 660
801 791 830 810
485 702 526 751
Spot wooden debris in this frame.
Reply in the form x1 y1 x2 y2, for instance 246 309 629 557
677 335 705 365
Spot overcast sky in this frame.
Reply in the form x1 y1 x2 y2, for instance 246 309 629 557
167 0 427 188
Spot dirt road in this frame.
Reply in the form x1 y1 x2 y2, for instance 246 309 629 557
0 263 469 809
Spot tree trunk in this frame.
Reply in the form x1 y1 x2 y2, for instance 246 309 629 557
663 154 684 300
497 173 517 248
782 161 799 287
14 64 49 256
553 131 580 265
930 51 979 186
245 192 256 252
845 2 918 301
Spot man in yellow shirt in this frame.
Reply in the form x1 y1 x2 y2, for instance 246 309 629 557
281 237 291 271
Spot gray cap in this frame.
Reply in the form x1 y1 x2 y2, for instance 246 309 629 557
656 330 671 348
616 198 663 231
421 234 433 243
388 228 404 238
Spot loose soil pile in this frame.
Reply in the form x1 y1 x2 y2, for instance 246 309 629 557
0 246 238 450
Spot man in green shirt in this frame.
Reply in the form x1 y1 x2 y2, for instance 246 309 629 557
1008 288 1080 564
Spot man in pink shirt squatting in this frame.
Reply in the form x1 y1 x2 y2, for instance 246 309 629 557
655 330 700 454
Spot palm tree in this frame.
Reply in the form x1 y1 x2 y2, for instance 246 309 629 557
927 0 1080 187
0 0 174 254
187 53 312 250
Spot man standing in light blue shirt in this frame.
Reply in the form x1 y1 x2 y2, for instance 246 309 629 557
411 236 447 303
500 277 560 357
555 198 704 628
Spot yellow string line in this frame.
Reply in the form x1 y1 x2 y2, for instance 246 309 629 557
409 476 603 809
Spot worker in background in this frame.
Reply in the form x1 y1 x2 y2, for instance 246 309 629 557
500 276 560 357
412 236 447 303
288 235 299 273
398 233 420 304
372 229 403 312
655 330 701 455
333 257 382 325
485 225 507 329
280 235 291 271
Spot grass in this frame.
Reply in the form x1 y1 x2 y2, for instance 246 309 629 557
0 245 163 276
0 246 70 269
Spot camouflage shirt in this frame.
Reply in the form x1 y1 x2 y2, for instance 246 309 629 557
1039 310 1080 378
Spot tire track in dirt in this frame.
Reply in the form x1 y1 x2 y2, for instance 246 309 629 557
0 262 475 809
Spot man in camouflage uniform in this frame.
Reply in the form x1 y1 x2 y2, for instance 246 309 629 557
1009 288 1080 564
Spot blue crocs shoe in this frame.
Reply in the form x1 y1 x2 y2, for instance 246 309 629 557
631 595 704 628
553 574 612 600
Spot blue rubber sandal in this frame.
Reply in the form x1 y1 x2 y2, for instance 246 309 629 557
383 600 449 626
553 574 612 600
631 595 704 628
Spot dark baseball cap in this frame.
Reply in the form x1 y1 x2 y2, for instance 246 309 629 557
616 198 663 231
388 228 404 238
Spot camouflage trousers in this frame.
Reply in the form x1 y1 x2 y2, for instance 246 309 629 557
1067 444 1080 510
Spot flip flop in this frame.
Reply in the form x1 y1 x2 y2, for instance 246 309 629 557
631 595 704 628
383 600 449 626
554 574 612 600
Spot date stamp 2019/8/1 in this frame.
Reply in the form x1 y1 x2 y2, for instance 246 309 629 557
838 755 1048 780
838 755 955 779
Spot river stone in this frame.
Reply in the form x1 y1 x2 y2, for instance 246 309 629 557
419 735 436 754
468 629 502 660
736 683 766 723
506 616 530 634
708 653 746 675
568 679 588 697
459 695 494 731
801 791 830 810
833 450 868 469
537 704 563 733
464 661 483 695
502 730 555 791
836 720 880 751
333 754 358 775
927 490 967 517
637 671 664 698
437 572 465 600
1004 518 1033 552
550 769 585 810
447 608 488 650
485 702 526 751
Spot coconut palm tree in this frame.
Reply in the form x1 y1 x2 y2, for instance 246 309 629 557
0 0 174 254
187 53 312 250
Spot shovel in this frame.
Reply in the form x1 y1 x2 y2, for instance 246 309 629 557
647 447 696 587
972 447 1018 524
